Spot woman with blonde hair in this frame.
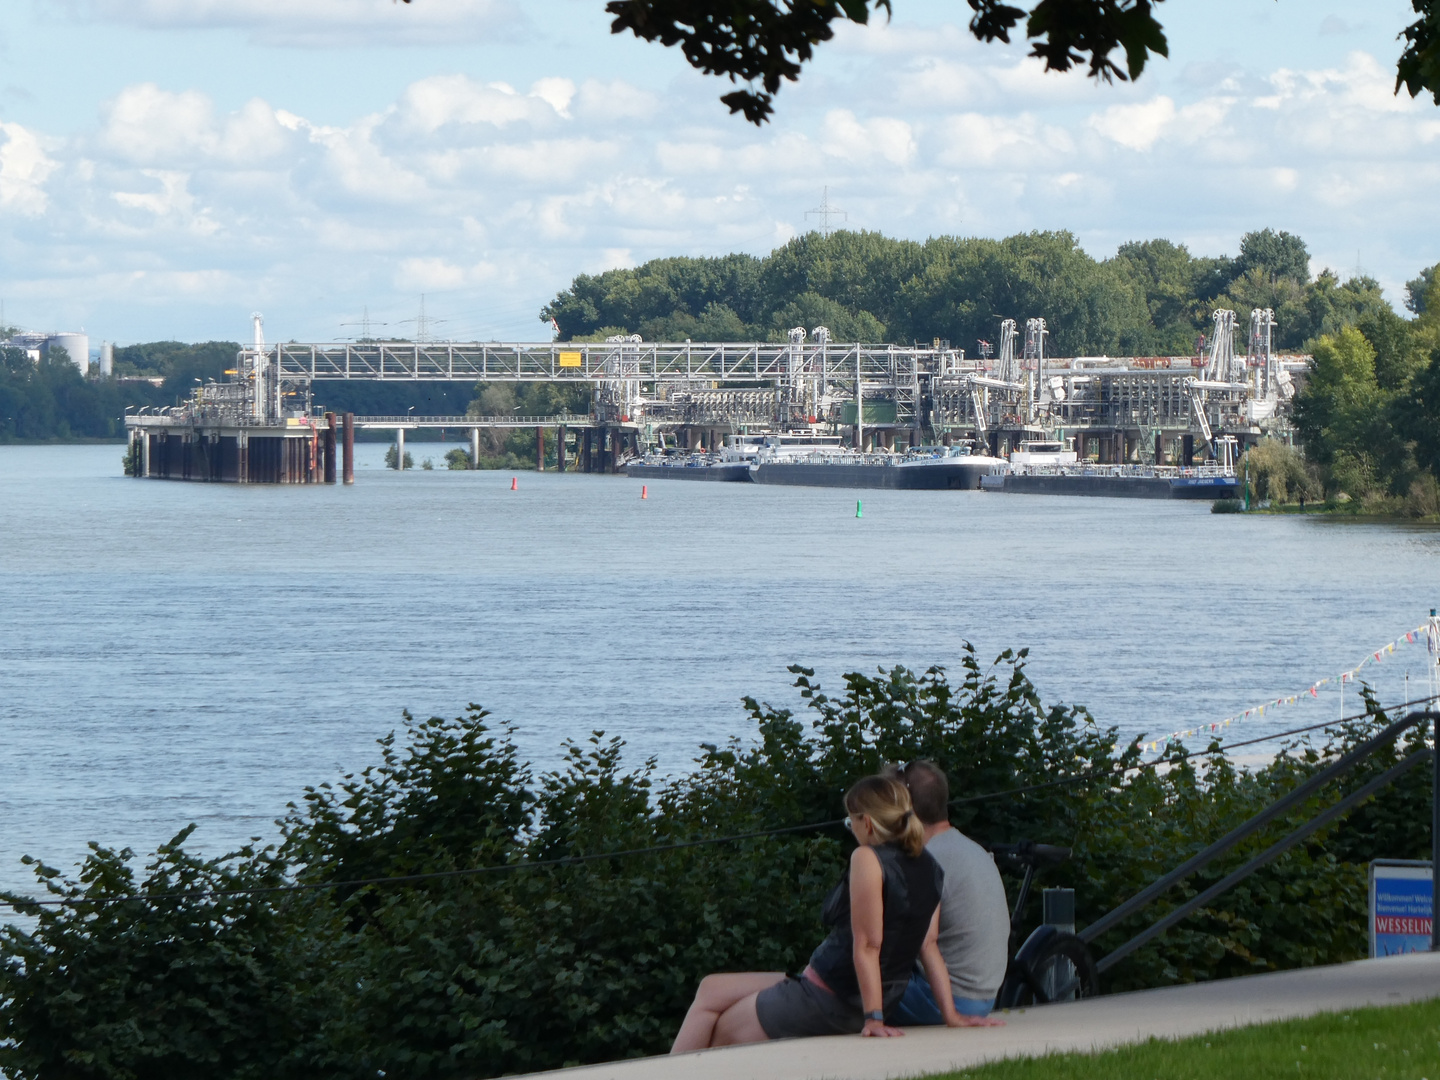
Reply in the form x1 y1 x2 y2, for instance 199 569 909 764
671 774 992 1051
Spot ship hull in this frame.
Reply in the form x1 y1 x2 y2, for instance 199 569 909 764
624 462 753 482
749 460 1001 490
984 473 1240 500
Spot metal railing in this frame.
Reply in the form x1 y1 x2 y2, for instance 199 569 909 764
1081 710 1438 972
352 414 592 428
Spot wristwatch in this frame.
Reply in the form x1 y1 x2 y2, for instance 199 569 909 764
865 1010 885 1023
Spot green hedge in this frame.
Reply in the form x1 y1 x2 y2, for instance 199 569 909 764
1 648 1430 1079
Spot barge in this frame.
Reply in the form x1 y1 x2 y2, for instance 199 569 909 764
749 445 1007 490
980 439 1240 500
625 433 842 482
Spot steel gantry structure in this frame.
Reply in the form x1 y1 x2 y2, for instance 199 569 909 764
249 327 944 435
226 310 1302 461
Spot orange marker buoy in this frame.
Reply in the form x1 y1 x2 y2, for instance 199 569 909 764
510 476 517 490
641 485 648 499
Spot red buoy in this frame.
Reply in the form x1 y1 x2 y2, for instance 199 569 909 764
641 485 648 499
510 476 517 490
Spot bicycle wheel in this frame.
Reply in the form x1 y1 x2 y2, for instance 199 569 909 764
1002 931 1098 1007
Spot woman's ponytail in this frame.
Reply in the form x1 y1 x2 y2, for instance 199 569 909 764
897 806 926 857
844 775 927 857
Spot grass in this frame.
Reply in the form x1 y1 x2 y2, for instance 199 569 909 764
930 999 1440 1080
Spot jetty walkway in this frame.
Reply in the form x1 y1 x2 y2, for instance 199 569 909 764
519 952 1440 1080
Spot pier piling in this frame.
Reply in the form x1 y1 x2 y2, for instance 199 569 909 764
342 413 355 484
324 413 337 483
558 425 567 472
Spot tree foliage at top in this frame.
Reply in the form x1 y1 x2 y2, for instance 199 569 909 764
402 0 1436 123
601 0 1168 123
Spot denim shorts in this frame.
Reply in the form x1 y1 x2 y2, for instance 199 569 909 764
889 974 995 1025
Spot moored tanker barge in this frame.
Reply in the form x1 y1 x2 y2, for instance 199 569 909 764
625 433 842 482
980 441 1241 500
749 445 1007 490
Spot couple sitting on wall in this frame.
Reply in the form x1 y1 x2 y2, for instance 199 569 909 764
671 761 1010 1051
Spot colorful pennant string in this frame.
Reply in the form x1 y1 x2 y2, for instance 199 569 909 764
1138 621 1435 756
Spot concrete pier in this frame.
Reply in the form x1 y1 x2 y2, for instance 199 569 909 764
128 418 334 484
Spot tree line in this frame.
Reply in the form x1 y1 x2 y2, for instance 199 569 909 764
1 653 1428 1078
540 228 1410 357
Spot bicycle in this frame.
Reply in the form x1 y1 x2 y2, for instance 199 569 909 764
987 841 1099 1008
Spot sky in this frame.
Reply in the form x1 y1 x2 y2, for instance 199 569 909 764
0 0 1436 346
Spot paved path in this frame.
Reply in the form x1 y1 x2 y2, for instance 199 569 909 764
519 952 1440 1080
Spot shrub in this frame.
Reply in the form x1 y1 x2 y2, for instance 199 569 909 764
1 655 1429 1079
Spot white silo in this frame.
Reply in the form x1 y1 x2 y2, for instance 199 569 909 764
46 332 90 374
100 341 114 376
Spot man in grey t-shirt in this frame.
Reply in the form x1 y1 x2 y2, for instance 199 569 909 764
890 760 1010 1023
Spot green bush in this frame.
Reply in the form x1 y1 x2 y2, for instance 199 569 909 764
1241 439 1318 505
1 653 1430 1079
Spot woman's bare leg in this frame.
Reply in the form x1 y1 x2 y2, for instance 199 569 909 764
712 989 772 1047
671 973 785 1053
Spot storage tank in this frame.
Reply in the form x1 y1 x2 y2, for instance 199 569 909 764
99 341 114 376
45 332 90 374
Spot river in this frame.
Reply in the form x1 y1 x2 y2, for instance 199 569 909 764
1 443 1437 903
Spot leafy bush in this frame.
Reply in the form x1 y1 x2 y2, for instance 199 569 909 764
1 653 1430 1079
1241 439 1318 505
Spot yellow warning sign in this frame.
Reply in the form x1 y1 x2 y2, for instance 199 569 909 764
558 351 583 368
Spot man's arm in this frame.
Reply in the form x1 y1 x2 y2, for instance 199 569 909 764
919 908 1006 1028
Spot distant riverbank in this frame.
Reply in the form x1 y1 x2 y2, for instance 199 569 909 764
1213 497 1440 523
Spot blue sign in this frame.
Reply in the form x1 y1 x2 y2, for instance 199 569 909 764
1370 860 1433 957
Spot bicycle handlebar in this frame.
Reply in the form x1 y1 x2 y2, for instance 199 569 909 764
986 841 1073 867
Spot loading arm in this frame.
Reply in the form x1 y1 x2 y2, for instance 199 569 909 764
1184 377 1214 446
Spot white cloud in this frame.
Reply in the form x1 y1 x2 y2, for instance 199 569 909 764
574 80 660 122
63 0 524 47
820 110 916 165
113 170 221 236
395 256 498 291
0 122 57 214
1090 96 1177 151
5 28 1439 343
99 84 294 166
396 76 560 133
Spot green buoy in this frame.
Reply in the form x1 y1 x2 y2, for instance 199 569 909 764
856 499 863 518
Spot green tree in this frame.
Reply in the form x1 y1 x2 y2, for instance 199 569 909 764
1292 326 1406 499
1240 439 1317 505
1405 263 1438 315
1234 228 1310 284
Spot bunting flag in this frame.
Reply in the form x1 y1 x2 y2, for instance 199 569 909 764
1138 620 1432 758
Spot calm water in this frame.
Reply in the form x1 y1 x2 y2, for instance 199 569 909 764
2 443 1438 902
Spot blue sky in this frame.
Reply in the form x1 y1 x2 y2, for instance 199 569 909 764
0 0 1435 345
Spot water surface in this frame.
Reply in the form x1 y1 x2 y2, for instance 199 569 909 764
2 444 1436 901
